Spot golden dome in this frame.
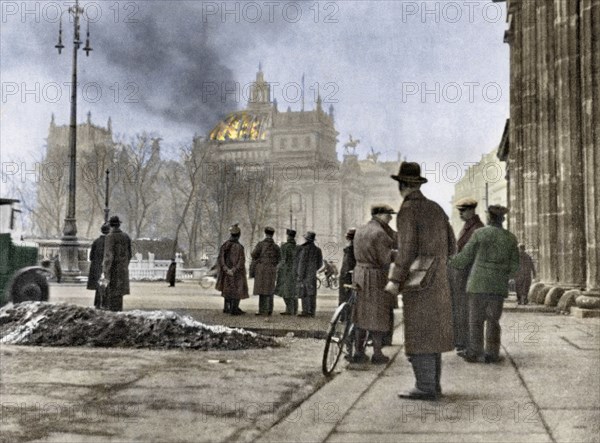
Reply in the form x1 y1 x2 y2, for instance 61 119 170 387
209 111 271 142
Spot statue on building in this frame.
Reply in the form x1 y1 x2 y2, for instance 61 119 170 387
343 134 360 155
366 147 381 163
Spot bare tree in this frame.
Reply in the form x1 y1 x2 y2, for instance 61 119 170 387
112 133 163 239
241 163 280 247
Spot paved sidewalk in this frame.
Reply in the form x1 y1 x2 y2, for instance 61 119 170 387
259 310 600 443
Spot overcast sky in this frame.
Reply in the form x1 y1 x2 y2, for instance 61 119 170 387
1 0 509 209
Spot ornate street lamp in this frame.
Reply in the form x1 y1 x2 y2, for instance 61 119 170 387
55 0 93 280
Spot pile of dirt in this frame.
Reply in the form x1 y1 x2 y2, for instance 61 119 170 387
0 302 278 350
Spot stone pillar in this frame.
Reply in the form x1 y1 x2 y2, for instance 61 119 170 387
508 2 525 240
522 1 539 259
535 2 560 284
580 0 600 294
554 0 587 288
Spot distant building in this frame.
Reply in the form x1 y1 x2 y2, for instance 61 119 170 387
450 147 507 234
36 112 115 239
201 68 400 254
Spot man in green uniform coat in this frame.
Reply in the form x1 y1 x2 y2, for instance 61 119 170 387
449 205 520 364
276 229 298 315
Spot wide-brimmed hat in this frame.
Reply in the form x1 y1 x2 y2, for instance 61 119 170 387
229 223 241 235
391 162 428 184
487 205 509 216
456 197 478 210
108 215 121 227
100 223 110 234
286 229 297 237
304 231 316 241
371 204 397 216
264 226 275 235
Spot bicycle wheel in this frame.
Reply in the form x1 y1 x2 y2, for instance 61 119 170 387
331 278 339 289
322 304 351 375
199 276 213 289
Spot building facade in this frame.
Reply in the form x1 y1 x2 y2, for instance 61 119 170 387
450 147 507 235
36 113 115 239
497 0 599 306
203 69 400 257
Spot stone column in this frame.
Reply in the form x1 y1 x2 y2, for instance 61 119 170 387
508 2 525 240
535 1 560 284
522 1 539 258
554 0 587 288
580 0 600 294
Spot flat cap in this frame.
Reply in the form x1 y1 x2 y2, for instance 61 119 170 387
455 197 478 209
487 205 509 216
286 229 297 237
264 226 275 235
371 204 397 216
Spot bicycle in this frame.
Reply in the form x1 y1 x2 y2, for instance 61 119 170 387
198 269 217 289
316 273 339 290
322 283 369 375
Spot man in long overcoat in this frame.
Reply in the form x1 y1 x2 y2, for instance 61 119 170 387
296 231 323 317
352 205 397 364
515 244 536 305
251 226 281 316
166 259 177 287
449 197 484 352
215 224 249 315
385 162 456 400
276 229 298 315
338 228 356 306
449 205 520 363
102 216 132 312
88 223 110 308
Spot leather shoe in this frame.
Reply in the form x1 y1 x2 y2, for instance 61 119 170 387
298 312 313 317
280 312 292 316
460 352 485 363
398 388 439 401
350 353 369 364
231 308 245 316
371 354 390 365
485 354 505 364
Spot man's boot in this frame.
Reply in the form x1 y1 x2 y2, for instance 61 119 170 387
223 298 231 314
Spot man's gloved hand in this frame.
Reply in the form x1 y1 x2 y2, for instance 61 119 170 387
226 268 234 277
384 281 401 296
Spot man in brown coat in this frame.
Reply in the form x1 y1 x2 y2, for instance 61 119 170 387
102 216 132 312
215 224 249 315
450 197 484 352
352 204 397 364
385 162 456 400
251 226 281 316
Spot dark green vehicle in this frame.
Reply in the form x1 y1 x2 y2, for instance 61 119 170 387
0 199 50 306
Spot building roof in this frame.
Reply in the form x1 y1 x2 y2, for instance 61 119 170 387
208 110 272 142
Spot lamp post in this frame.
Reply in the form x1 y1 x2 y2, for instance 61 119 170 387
104 169 110 222
55 0 93 280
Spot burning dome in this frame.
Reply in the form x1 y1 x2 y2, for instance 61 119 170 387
209 111 271 142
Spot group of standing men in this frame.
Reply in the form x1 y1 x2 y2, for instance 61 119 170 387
215 224 324 317
345 161 536 401
87 216 132 312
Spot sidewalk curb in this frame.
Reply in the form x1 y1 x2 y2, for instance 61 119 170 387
255 325 404 443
